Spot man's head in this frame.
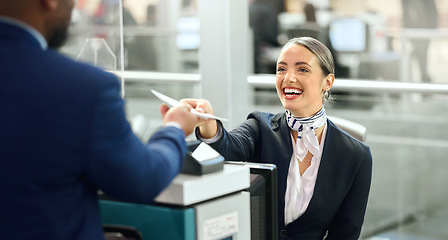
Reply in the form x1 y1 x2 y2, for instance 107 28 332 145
45 0 75 49
0 0 76 49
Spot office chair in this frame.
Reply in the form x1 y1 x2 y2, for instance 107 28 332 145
327 116 367 142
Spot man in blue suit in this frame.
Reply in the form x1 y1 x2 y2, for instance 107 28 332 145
0 0 200 239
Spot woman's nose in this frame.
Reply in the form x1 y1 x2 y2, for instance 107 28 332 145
284 72 297 83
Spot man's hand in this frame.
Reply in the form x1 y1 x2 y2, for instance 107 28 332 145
180 99 218 139
159 104 200 136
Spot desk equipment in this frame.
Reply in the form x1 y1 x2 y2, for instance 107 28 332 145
101 158 281 240
329 18 367 53
227 161 278 240
100 163 251 239
182 141 224 175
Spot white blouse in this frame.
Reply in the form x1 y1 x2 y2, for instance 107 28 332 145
284 124 328 225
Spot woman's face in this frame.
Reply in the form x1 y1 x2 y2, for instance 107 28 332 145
275 44 333 117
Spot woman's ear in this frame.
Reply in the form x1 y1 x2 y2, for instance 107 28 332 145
324 74 335 91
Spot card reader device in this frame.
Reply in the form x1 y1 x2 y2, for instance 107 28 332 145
182 141 224 175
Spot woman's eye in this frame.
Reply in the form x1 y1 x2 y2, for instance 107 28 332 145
277 67 285 72
299 68 309 73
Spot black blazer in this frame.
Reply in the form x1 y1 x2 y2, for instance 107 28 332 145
206 111 372 240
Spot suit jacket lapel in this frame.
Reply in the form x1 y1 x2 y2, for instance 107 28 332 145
270 112 293 229
307 120 345 214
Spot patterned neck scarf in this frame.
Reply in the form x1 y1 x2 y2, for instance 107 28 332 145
286 107 327 162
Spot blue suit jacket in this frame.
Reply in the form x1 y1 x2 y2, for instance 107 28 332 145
207 111 372 240
0 22 187 239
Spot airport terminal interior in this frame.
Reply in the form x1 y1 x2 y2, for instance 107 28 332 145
63 0 448 239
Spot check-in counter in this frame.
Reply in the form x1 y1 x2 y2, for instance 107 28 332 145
100 163 251 240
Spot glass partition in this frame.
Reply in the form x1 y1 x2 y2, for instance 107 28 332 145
62 0 125 97
63 0 123 71
121 0 199 73
66 0 200 74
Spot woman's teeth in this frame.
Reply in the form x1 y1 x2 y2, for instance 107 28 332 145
284 88 302 95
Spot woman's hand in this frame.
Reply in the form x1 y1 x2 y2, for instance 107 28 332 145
180 98 218 139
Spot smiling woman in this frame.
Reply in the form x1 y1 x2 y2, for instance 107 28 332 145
275 38 334 118
184 37 372 240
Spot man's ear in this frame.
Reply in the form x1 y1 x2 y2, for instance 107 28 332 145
41 0 58 11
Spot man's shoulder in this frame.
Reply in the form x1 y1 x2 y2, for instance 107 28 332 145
41 50 119 86
49 50 113 74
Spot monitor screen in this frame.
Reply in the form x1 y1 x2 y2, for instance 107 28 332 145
176 17 200 50
329 18 367 52
226 161 278 240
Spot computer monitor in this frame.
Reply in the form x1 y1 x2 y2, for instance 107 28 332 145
176 17 200 50
226 161 278 240
286 28 322 40
329 17 367 52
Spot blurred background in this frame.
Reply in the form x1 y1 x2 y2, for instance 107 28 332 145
62 0 448 239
